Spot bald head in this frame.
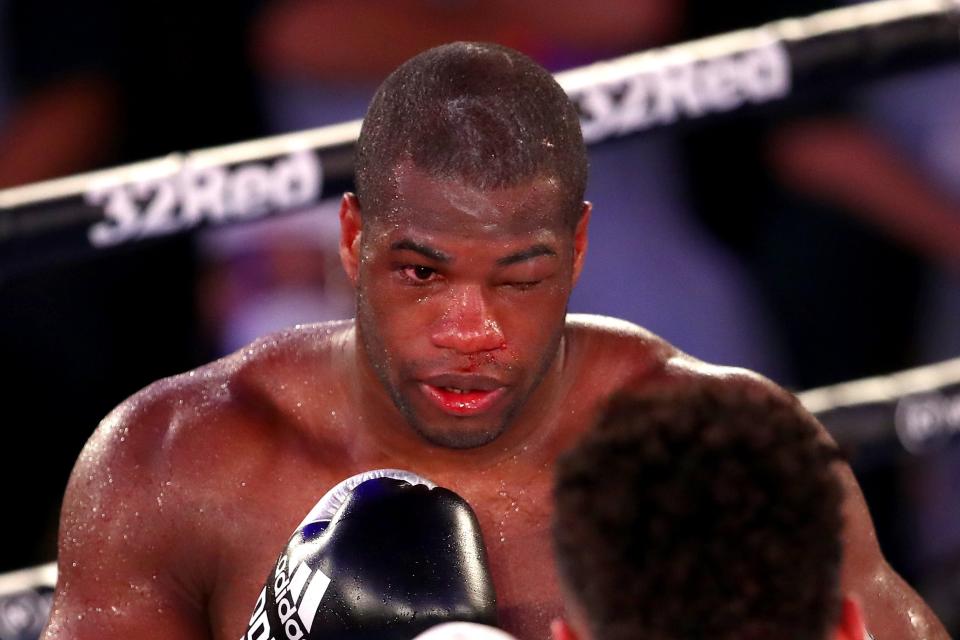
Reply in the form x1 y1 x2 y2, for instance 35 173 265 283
355 42 587 227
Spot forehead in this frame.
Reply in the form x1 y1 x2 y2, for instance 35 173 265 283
369 162 570 238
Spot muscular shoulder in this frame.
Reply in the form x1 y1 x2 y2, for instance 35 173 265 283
659 350 796 401
59 322 354 589
55 367 231 616
565 313 677 379
81 318 353 480
565 313 792 400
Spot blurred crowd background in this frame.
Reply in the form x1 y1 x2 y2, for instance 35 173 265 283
0 0 958 633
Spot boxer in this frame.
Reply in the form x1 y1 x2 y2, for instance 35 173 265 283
42 42 946 639
551 382 871 640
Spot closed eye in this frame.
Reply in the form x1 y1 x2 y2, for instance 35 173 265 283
502 280 543 291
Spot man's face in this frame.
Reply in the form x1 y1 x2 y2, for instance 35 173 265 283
341 164 589 449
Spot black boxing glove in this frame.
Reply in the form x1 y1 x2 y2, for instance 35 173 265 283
243 470 497 640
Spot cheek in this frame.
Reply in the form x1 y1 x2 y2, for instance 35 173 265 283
497 290 569 346
360 277 436 345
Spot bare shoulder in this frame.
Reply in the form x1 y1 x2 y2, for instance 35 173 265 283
49 364 233 637
48 321 355 637
565 313 677 375
660 351 786 392
565 313 795 402
656 345 805 411
58 353 254 593
66 319 356 511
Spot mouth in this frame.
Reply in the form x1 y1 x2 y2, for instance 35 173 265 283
418 375 508 417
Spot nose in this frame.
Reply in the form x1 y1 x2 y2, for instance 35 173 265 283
431 285 505 354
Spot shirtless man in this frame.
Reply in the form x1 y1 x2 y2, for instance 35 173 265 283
41 42 947 640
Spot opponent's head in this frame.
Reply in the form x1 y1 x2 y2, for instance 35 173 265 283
552 381 867 640
340 42 589 448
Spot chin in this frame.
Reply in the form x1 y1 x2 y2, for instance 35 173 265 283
409 416 509 449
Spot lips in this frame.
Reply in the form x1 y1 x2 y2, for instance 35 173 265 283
418 374 507 417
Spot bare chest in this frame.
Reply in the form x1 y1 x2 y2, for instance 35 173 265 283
453 471 562 640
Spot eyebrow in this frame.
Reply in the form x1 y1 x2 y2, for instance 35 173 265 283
390 239 557 266
496 244 557 266
390 239 452 263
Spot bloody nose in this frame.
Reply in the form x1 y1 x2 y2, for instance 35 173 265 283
431 285 505 354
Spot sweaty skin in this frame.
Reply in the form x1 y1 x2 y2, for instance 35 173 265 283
42 172 947 640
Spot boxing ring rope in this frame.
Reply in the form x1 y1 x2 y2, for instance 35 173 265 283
1 0 960 637
0 0 958 279
800 356 960 456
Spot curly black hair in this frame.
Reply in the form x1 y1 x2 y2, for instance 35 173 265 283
355 42 587 228
553 380 845 640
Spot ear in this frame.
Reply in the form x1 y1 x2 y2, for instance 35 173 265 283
835 596 867 640
571 201 591 287
339 192 363 287
550 618 580 640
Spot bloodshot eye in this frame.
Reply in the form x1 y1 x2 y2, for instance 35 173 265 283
400 265 439 283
